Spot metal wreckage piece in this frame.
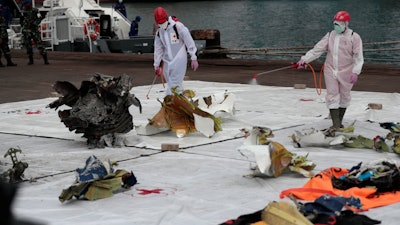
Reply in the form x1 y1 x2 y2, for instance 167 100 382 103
137 87 225 138
48 73 142 148
291 121 400 153
238 127 316 178
1 147 29 183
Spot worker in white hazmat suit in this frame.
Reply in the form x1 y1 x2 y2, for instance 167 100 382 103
296 11 364 136
153 7 199 95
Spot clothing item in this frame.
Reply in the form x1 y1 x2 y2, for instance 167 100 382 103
334 11 351 22
129 20 139 36
301 28 363 109
114 2 126 17
350 73 358 84
334 21 346 34
300 194 361 216
21 7 47 61
158 21 168 30
154 7 168 24
280 166 400 210
0 14 16 65
191 59 199 71
296 59 307 69
153 16 197 95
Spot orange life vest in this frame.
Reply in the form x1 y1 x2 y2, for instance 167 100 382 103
280 167 400 211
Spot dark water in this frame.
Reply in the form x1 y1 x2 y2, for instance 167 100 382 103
104 0 400 64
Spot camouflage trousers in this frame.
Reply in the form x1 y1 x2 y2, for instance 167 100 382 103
22 31 46 55
0 36 12 57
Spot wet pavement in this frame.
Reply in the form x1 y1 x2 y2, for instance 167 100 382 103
0 49 399 104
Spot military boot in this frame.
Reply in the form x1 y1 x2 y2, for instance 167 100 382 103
5 55 17 66
42 53 49 65
28 54 34 65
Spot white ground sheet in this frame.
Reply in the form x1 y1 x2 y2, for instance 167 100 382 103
0 81 399 225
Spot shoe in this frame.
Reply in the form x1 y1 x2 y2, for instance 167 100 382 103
7 62 17 66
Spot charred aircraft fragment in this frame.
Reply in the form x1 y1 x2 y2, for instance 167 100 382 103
48 74 141 148
137 87 223 138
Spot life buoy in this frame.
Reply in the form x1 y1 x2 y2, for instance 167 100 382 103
38 23 48 39
84 19 100 40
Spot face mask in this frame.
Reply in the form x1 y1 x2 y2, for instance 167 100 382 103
158 21 168 30
333 21 346 34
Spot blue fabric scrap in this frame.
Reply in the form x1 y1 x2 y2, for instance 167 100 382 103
301 194 362 216
76 155 113 183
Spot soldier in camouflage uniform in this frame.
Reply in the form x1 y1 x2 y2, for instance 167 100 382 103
21 0 49 65
0 4 17 67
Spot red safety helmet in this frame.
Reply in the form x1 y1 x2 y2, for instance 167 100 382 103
333 11 350 22
154 7 168 24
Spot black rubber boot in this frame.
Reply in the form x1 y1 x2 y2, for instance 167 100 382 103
28 54 34 65
0 60 5 67
339 107 346 127
5 55 17 66
325 109 341 137
330 109 341 129
42 53 49 65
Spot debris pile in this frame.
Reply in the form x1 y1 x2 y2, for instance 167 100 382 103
291 121 400 153
59 155 137 202
239 127 316 178
220 195 380 225
48 74 142 148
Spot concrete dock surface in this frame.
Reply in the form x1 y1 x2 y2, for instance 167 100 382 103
1 49 399 104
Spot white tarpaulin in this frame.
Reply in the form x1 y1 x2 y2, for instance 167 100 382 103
0 81 399 225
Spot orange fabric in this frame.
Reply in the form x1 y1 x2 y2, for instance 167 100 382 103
251 222 267 225
280 167 400 210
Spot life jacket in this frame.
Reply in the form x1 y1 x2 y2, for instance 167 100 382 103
280 167 400 211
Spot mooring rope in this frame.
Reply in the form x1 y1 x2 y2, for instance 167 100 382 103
202 40 400 57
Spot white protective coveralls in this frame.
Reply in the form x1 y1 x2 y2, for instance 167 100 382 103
153 16 197 95
301 28 364 109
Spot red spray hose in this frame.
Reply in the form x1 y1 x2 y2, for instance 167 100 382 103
251 63 323 95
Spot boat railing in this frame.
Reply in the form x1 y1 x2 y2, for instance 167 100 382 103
40 19 54 51
43 0 61 8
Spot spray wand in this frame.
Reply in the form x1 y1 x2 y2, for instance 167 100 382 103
250 63 298 85
253 63 298 79
146 69 162 99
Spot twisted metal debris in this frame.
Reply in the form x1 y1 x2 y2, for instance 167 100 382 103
48 73 142 148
